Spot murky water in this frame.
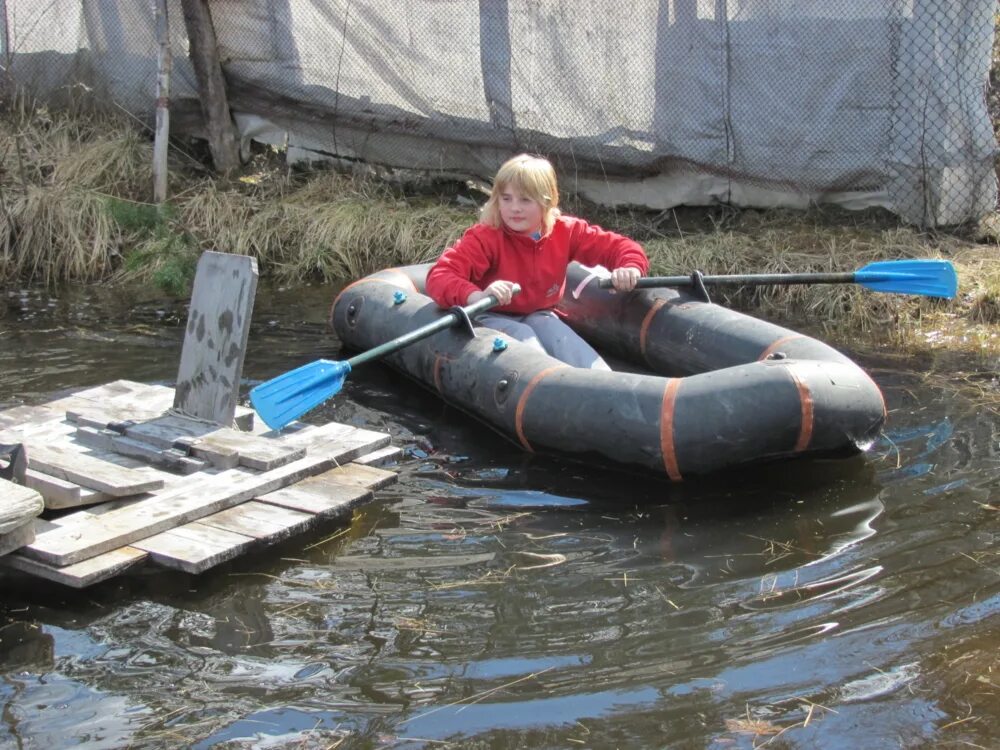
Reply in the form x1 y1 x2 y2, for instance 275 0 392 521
1 282 997 749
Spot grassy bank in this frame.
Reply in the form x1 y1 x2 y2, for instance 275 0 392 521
0 104 997 369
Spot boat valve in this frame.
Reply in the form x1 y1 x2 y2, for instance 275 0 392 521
494 371 519 406
393 291 407 305
492 337 508 352
344 296 365 327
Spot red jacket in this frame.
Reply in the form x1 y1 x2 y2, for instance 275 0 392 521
425 215 649 314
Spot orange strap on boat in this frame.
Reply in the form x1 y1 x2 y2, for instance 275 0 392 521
786 364 815 452
514 366 566 452
639 299 668 363
659 378 683 481
758 334 805 361
433 354 450 393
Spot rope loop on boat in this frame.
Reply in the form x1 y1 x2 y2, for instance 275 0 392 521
690 270 711 303
448 304 478 338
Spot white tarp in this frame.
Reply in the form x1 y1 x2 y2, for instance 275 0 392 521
4 0 997 225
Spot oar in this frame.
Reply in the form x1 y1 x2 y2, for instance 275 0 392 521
598 259 957 299
250 285 521 430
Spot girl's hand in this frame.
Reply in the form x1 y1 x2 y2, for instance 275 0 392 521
610 266 641 292
468 279 517 305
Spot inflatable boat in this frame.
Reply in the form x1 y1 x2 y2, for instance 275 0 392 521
329 263 886 480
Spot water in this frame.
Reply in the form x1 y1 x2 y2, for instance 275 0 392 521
1 282 997 749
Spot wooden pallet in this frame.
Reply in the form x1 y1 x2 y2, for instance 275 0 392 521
0 380 401 587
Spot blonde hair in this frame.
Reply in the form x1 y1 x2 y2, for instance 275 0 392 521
480 154 561 234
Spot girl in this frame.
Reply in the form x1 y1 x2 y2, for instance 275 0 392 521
425 154 648 369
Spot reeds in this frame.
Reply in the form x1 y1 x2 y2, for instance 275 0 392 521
177 171 472 282
0 103 475 288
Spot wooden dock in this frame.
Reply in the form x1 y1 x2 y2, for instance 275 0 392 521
0 252 403 587
0 379 398 587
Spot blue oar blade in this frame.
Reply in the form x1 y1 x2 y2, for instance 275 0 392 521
855 259 958 299
250 359 351 430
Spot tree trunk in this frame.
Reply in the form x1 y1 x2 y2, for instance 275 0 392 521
179 0 240 175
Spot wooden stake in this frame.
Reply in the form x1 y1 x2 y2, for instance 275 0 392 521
153 0 171 203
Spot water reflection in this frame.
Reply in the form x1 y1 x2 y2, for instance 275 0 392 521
0 618 149 749
1 283 998 748
0 621 54 671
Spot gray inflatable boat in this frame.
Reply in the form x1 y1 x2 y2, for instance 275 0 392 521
330 263 886 481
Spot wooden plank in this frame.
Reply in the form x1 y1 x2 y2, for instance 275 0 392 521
33 518 59 532
135 522 255 574
0 404 61 430
45 380 175 416
21 463 113 510
114 415 238 468
3 547 148 588
0 521 35 557
353 445 402 467
323 463 398 491
0 448 27 485
233 406 255 432
273 421 368 451
24 444 164 497
139 487 361 575
78 487 110 506
258 481 372 518
65 404 163 431
63 380 174 405
8 463 394 585
199 500 317 541
255 460 397 519
0 418 71 444
126 456 397 575
178 437 240 469
115 414 210 449
0 476 44 534
24 468 112 511
56 380 150 402
277 424 400 475
74 426 207 474
23 468 81 507
48 497 145 526
23 425 388 566
173 251 257 425
285 425 393 467
121 415 303 470
190 430 304 471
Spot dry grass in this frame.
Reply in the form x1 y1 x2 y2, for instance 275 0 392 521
723 698 837 748
0 102 473 287
0 103 154 283
266 171 470 281
917 630 1000 747
638 210 1000 357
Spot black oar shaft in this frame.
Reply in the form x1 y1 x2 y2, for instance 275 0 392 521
629 272 857 289
345 292 509 369
594 260 955 298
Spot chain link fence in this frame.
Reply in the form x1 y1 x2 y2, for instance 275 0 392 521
3 0 997 227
